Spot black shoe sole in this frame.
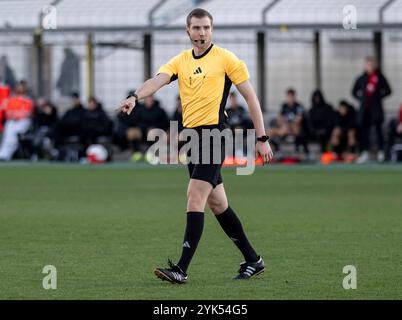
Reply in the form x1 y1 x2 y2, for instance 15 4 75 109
252 267 265 278
154 268 186 284
234 267 265 280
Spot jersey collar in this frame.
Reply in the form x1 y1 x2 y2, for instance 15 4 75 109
192 43 214 60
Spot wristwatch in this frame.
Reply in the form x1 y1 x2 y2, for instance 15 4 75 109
126 92 139 101
256 135 270 142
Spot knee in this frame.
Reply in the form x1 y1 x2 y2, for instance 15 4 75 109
207 196 228 215
208 199 227 215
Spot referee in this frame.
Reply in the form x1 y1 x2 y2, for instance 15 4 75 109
118 8 273 284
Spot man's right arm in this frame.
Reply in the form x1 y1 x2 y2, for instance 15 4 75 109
118 73 170 115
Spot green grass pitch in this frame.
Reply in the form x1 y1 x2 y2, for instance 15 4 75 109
1 163 401 299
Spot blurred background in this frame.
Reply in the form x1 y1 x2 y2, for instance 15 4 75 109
1 0 402 164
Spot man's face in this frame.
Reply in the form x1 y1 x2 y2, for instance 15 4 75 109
71 96 80 107
186 16 213 50
313 94 322 105
145 96 154 108
286 93 295 106
339 104 348 116
36 97 46 108
15 84 24 95
365 59 375 73
88 99 97 110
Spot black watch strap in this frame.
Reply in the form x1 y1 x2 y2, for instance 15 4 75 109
257 135 270 142
126 93 138 101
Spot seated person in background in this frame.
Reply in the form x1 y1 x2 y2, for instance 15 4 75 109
113 90 143 152
329 100 357 159
33 98 58 129
127 95 169 161
82 96 112 146
308 89 336 153
0 82 33 161
268 88 309 154
385 103 402 161
26 98 59 159
55 92 85 146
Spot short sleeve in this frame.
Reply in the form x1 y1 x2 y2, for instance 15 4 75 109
157 53 181 82
223 49 249 85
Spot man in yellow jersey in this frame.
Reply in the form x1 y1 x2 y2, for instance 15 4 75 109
118 8 273 284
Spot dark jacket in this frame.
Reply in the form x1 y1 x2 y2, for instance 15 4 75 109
308 90 336 136
335 105 357 131
136 100 169 131
33 105 58 130
116 102 144 129
58 104 86 138
352 70 391 124
83 103 112 142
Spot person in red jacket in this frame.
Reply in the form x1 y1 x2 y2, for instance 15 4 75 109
0 82 33 160
352 57 392 163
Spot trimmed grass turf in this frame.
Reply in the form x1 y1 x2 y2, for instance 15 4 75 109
0 163 402 299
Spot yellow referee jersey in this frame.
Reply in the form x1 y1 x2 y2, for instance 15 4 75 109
157 44 249 128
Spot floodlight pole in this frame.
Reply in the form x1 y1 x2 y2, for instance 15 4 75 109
144 0 168 81
256 32 266 111
260 0 281 112
376 0 395 71
313 31 322 91
33 27 44 97
143 34 152 81
35 0 63 97
262 0 282 26
87 33 94 97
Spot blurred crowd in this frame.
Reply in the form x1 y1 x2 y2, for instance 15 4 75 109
266 57 401 164
1 56 402 164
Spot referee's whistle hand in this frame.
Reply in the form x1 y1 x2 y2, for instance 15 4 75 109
116 97 137 115
256 141 274 164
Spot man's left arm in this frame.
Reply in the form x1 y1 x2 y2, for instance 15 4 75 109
236 80 273 163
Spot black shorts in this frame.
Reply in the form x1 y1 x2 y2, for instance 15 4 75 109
184 124 228 188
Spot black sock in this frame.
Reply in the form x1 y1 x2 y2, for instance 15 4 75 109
177 211 204 273
215 206 259 262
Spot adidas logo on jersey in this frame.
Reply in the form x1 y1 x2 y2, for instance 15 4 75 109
193 67 202 74
183 241 191 248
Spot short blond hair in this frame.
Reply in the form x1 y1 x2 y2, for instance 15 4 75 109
186 8 213 27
